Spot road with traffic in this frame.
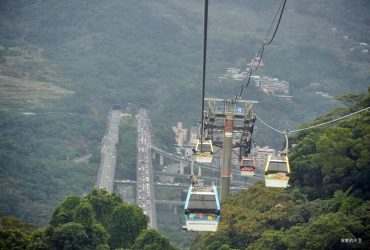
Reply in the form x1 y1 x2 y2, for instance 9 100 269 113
136 108 157 229
96 109 121 193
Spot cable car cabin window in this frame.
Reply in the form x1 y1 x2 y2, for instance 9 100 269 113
267 161 288 173
200 144 212 152
186 208 220 215
241 159 254 166
196 142 212 152
188 194 217 210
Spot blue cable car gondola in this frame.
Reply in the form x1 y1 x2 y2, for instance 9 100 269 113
184 185 220 232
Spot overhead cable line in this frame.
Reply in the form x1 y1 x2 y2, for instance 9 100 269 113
199 0 209 152
263 0 287 46
236 0 288 101
256 114 286 134
256 106 370 135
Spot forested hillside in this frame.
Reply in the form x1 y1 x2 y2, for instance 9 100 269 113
0 0 369 248
1 0 368 133
0 112 104 225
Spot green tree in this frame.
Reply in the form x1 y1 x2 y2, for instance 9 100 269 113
132 229 177 250
87 223 110 250
247 230 288 250
74 202 94 228
0 228 31 250
84 188 122 227
50 196 81 227
49 222 88 250
191 233 231 250
287 213 364 250
108 203 147 249
44 189 153 249
0 216 37 232
29 228 50 250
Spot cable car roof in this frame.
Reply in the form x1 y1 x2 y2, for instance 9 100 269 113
187 194 218 210
265 156 290 173
185 185 220 211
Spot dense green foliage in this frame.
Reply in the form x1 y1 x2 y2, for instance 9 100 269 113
290 88 370 200
46 189 148 249
191 91 370 249
132 229 177 250
192 185 369 249
1 189 177 249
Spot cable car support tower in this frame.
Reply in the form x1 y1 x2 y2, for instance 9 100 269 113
205 98 257 201
194 0 258 202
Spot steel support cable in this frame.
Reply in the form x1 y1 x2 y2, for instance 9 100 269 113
255 114 285 134
248 0 285 72
263 0 287 46
237 69 252 100
200 0 209 152
236 0 288 101
256 106 370 135
289 107 370 133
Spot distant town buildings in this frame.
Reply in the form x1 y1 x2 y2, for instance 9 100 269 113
172 122 187 147
225 68 240 76
172 122 198 156
252 75 290 96
248 56 265 69
219 56 265 83
223 68 248 81
218 54 290 99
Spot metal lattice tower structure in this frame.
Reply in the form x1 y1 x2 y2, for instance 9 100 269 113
205 98 257 201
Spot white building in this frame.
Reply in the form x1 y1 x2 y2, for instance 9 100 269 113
172 122 187 147
255 76 290 95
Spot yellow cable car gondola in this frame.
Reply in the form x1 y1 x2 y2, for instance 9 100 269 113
194 139 214 163
240 156 256 176
264 155 290 188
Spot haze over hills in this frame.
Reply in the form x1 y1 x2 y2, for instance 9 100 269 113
0 1 368 142
0 0 369 248
1 1 369 111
